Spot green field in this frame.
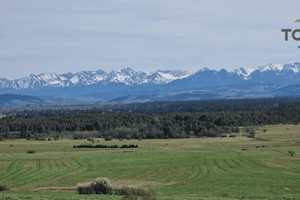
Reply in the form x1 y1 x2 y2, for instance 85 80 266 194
0 124 299 199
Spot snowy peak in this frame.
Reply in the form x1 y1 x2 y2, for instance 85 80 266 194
258 63 283 72
152 70 190 84
232 62 300 80
255 62 300 74
234 67 255 77
196 67 210 72
282 62 300 73
1 68 190 89
108 68 142 85
0 62 300 90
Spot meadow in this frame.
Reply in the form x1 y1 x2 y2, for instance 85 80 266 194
0 124 299 199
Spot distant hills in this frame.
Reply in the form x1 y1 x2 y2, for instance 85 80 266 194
0 62 300 105
0 94 44 106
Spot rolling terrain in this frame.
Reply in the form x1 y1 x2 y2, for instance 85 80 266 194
0 124 299 199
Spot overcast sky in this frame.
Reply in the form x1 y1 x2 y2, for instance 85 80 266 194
1 0 300 79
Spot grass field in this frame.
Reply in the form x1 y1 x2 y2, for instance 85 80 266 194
0 124 299 199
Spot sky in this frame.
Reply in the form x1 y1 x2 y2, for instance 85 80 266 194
0 0 300 79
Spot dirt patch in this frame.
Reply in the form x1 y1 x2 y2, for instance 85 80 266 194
282 186 293 192
24 160 32 169
111 178 159 189
34 186 76 192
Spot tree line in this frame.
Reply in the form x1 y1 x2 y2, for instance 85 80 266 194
3 97 300 115
0 104 299 140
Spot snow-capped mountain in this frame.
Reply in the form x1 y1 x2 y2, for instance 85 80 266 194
1 62 300 104
0 68 190 90
234 67 255 79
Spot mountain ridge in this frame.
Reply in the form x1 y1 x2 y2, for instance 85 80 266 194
1 62 300 90
0 62 300 104
0 68 190 89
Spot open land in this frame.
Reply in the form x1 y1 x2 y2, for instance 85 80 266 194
0 124 299 199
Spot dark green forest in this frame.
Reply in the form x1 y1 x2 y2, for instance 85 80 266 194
3 97 300 115
1 98 300 140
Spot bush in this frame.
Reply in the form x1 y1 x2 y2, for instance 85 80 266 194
27 150 36 154
114 187 156 200
91 179 112 194
87 138 95 143
35 137 46 141
0 183 8 191
248 130 256 138
77 178 112 195
54 135 60 140
263 129 267 133
105 136 113 141
76 178 155 199
77 183 94 194
288 150 295 157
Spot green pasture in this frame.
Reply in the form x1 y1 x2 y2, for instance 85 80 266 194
0 124 299 199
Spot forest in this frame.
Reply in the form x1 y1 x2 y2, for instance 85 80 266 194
0 97 300 140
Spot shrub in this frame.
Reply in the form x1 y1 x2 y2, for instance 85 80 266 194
91 178 112 194
27 150 36 154
105 136 113 141
248 130 256 138
263 129 267 133
87 138 95 143
77 178 112 195
35 137 46 141
0 183 8 191
229 134 237 138
114 187 156 200
120 144 138 148
76 178 155 199
77 183 94 194
288 150 295 157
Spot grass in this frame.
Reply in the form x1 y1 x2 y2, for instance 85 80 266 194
0 124 299 199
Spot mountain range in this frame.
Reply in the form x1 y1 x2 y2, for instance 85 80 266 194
1 62 300 105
